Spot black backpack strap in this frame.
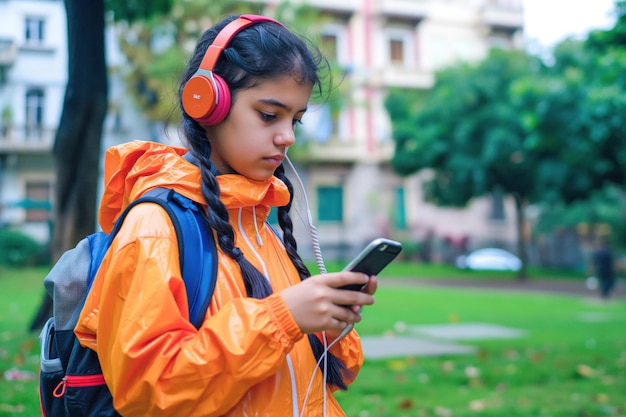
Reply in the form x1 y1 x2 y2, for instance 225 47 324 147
109 188 217 329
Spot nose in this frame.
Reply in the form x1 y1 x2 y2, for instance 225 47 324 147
275 123 296 147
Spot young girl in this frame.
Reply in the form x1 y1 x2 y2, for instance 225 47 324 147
75 14 377 416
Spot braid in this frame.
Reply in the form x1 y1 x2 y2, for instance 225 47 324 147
275 165 352 390
182 117 272 299
274 165 310 280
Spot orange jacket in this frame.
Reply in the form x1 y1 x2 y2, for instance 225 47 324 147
75 141 364 416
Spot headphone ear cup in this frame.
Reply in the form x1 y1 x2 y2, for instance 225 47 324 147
200 74 231 126
182 73 218 122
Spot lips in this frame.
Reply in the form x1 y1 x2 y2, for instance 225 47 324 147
265 155 284 166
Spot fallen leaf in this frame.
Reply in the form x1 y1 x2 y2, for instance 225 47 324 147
398 398 414 410
469 400 485 411
594 393 609 404
434 405 453 417
441 361 454 372
464 365 480 378
576 364 595 378
387 360 407 372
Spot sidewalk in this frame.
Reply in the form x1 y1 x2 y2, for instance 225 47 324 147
383 277 626 299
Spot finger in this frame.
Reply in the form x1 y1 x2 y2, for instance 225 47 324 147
331 304 363 324
363 275 378 295
333 288 375 308
334 319 347 330
324 271 370 289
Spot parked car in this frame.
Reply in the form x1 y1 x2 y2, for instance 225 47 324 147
455 248 522 272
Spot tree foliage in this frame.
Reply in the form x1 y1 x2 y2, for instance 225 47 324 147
106 0 173 22
386 1 626 277
389 49 544 208
387 49 548 278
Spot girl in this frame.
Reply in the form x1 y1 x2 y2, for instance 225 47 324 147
75 14 377 417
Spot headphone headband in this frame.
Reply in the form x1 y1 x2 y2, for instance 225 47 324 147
198 15 283 72
182 14 284 125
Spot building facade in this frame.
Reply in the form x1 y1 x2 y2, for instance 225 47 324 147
290 0 524 260
0 0 524 263
0 0 153 243
0 0 66 242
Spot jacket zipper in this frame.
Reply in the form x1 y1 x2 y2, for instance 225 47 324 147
53 374 107 398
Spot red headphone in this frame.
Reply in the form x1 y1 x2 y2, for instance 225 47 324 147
182 15 283 125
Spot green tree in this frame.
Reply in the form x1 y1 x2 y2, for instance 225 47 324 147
387 9 626 280
513 39 626 204
388 49 544 280
586 0 626 52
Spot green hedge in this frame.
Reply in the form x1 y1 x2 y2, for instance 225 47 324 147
0 229 47 267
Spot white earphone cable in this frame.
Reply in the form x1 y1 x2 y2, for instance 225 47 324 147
284 155 327 275
299 332 343 417
284 154 334 416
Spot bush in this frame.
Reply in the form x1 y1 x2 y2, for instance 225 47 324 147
0 229 43 267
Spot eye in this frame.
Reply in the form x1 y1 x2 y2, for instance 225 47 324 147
292 119 303 128
259 112 276 122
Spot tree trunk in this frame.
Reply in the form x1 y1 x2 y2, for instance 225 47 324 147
514 194 528 281
29 0 108 331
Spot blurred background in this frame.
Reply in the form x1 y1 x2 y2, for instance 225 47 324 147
1 2 625 416
0 0 624 282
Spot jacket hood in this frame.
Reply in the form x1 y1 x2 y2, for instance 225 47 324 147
98 140 290 233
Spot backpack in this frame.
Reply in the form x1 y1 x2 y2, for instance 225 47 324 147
38 187 217 417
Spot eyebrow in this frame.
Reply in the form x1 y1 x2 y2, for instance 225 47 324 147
259 98 308 113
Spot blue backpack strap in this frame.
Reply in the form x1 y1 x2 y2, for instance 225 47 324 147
93 187 217 329
160 189 218 328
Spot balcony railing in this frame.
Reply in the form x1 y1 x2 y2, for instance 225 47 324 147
0 125 55 153
378 0 429 20
481 1 523 31
0 38 16 67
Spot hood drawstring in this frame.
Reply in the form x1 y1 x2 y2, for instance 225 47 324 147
252 206 263 246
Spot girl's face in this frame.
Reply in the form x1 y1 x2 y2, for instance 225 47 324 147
206 76 313 181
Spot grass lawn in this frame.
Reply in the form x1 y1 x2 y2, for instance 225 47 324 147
1 265 624 416
336 286 626 417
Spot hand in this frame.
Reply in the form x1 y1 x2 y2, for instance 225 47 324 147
280 272 376 334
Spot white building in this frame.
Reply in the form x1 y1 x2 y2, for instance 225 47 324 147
0 0 66 242
0 0 524 262
0 0 152 243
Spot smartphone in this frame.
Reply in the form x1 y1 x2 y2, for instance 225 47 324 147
340 238 403 291
336 238 402 339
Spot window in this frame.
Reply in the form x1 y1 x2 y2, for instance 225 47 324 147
25 181 52 222
320 24 348 66
389 39 405 63
394 187 407 230
317 186 343 222
25 88 44 135
384 28 415 67
321 33 338 62
25 17 45 45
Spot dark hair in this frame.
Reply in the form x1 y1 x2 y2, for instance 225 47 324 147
178 16 350 389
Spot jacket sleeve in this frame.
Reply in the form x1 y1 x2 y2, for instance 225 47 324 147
75 203 304 417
